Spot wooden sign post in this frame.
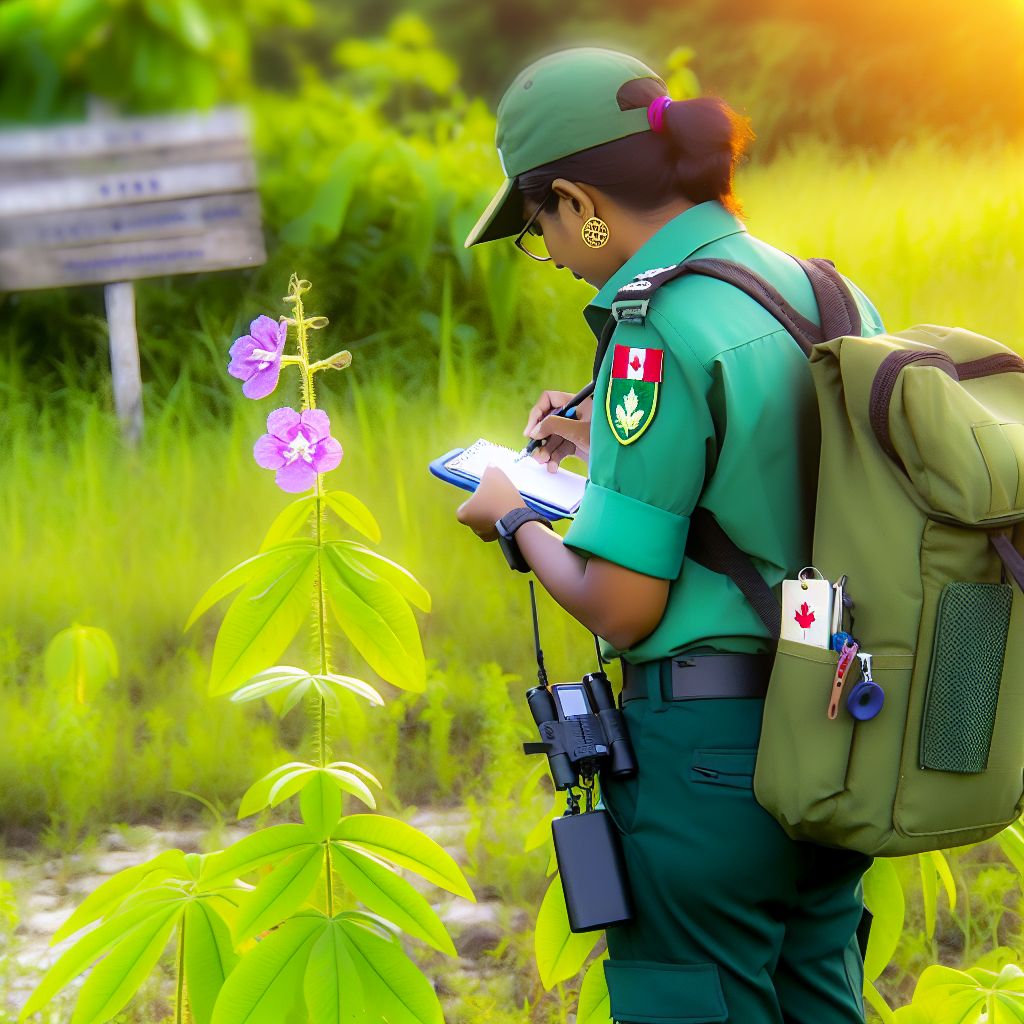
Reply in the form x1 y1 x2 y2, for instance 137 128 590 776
0 105 267 445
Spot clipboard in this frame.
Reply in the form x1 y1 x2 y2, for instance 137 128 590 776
429 446 584 522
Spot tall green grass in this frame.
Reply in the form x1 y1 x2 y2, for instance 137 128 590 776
1 138 1021 845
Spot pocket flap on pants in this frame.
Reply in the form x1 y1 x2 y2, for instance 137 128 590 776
603 959 728 1023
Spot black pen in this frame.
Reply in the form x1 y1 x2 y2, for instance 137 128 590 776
518 381 596 459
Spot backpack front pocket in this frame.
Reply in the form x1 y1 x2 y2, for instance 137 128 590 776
920 580 1013 773
972 422 1024 519
753 638 854 832
895 520 1024 841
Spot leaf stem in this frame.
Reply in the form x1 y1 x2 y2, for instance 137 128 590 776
325 843 334 917
175 913 186 1024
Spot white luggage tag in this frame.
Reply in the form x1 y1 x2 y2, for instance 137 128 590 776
780 566 834 649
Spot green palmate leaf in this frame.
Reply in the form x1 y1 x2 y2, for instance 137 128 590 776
328 541 430 611
44 623 118 701
237 761 379 820
69 904 182 1024
232 846 324 946
322 545 425 692
338 919 443 1024
524 797 559 854
997 824 1024 878
300 773 343 840
259 496 318 552
304 920 363 1024
199 823 317 888
577 952 611 1024
330 845 456 956
184 901 239 1024
268 766 319 807
865 979 899 1024
329 762 381 788
862 859 905 983
970 948 1021 974
324 491 382 544
210 915 324 1024
279 678 314 717
332 815 474 901
535 874 602 989
184 541 313 632
910 963 1024 1022
919 852 938 940
238 762 316 820
18 894 187 1020
230 667 384 710
340 910 400 942
229 667 312 704
184 852 206 882
116 883 192 914
929 848 958 912
209 546 318 697
324 767 378 810
50 849 187 945
314 673 385 708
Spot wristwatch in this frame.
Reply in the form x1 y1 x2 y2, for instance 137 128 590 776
495 507 552 572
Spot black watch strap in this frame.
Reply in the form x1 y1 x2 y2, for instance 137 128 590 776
496 508 552 572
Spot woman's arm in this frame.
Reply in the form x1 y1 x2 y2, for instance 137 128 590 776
516 520 670 650
454 465 669 650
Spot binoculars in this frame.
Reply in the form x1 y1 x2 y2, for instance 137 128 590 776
524 670 637 787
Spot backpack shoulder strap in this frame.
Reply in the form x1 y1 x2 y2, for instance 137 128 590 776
591 253 866 644
688 507 782 641
797 256 863 341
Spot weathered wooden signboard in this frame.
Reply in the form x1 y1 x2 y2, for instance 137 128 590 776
0 105 267 443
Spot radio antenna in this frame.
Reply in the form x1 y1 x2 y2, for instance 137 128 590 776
593 633 605 670
529 580 549 688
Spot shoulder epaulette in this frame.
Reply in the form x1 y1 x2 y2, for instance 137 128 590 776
610 265 679 324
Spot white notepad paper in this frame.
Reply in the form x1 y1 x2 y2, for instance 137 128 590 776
444 438 587 515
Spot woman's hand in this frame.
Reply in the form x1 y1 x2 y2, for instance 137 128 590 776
524 389 593 471
455 464 527 541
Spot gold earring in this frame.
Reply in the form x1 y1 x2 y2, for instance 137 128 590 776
581 216 609 248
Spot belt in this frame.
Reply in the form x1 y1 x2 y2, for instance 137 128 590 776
620 652 773 702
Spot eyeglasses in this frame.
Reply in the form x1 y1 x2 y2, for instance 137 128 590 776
514 187 553 262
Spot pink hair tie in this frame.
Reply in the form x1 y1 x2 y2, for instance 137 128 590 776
647 95 673 133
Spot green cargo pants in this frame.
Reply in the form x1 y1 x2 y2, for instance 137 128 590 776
599 662 873 1024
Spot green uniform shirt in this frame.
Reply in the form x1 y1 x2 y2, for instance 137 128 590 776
562 200 886 664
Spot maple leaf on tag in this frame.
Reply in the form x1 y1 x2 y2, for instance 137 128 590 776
615 387 645 434
794 602 815 629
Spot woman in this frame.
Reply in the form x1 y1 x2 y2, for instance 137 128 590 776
456 45 884 1024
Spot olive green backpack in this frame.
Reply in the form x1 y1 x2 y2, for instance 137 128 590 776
608 255 1024 857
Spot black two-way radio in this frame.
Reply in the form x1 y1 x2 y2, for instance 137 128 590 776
522 581 635 932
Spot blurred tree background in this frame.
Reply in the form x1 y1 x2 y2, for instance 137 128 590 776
5 0 1020 149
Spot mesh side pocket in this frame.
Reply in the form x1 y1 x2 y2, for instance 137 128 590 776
920 581 1013 773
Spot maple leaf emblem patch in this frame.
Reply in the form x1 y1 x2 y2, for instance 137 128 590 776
606 344 662 444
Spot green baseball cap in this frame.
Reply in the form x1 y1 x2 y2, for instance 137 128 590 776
463 46 665 249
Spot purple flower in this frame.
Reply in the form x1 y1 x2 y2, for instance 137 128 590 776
254 408 343 492
228 316 288 399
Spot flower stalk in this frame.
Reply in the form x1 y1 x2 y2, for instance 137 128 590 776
282 275 340 771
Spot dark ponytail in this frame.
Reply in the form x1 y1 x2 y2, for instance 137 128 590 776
517 76 755 220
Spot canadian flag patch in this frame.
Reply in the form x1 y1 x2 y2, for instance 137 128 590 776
611 345 664 382
606 344 662 445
